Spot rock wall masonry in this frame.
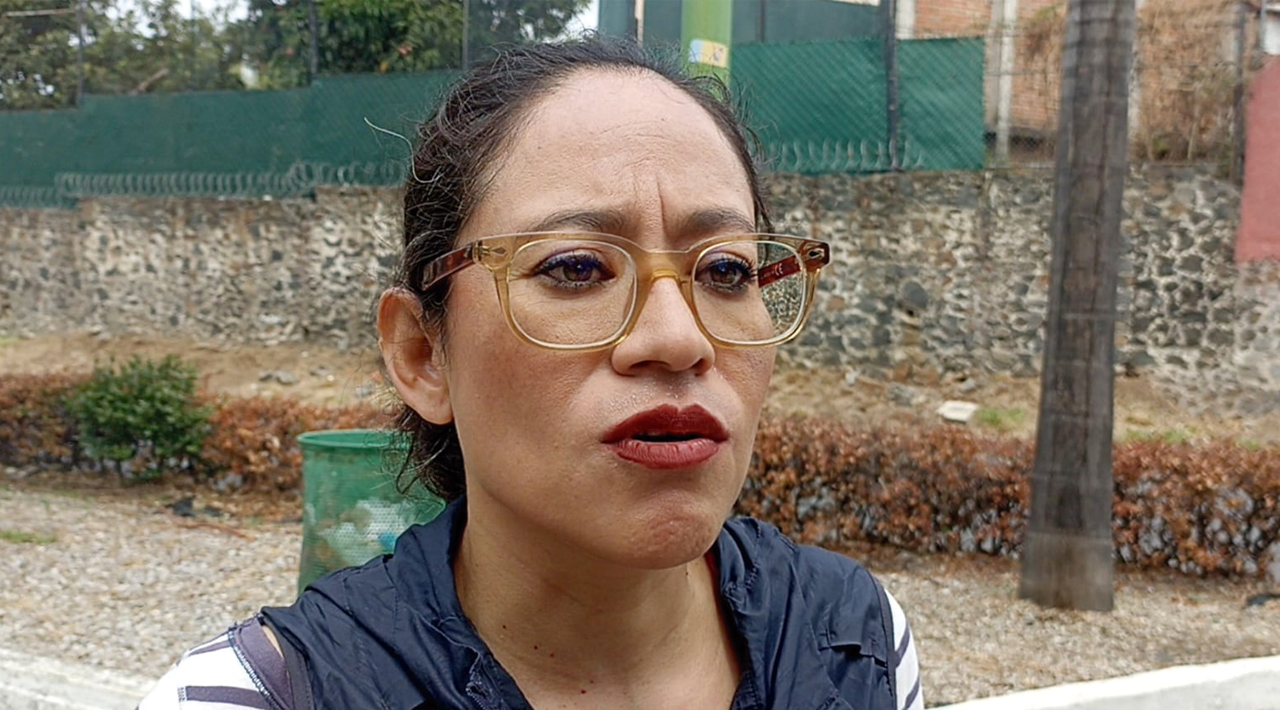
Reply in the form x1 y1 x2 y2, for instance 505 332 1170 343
2 169 1276 402
770 168 1278 405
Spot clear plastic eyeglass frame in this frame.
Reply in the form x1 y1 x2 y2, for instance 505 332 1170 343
419 231 832 351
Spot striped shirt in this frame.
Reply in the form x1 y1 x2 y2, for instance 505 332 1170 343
138 592 923 710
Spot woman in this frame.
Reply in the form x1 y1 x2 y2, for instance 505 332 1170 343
138 37 922 710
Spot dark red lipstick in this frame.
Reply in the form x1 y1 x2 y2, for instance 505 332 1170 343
602 404 729 470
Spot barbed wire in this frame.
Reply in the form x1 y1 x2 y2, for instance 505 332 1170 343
762 139 928 174
4 161 408 209
8 145 935 209
1 0 1267 208
0 186 75 210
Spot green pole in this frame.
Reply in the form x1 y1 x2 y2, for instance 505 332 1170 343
598 0 636 39
682 0 733 83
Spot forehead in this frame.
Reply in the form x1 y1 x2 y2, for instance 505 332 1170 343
463 69 755 242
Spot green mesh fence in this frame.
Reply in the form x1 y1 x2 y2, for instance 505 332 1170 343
900 39 987 172
0 38 984 208
737 38 986 174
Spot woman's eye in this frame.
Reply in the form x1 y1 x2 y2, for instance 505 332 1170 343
698 257 755 290
535 253 613 287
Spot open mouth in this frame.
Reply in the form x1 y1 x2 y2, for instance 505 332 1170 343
602 405 729 444
603 405 729 470
631 432 704 442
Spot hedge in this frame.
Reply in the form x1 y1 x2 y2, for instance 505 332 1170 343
740 417 1280 576
3 373 1277 577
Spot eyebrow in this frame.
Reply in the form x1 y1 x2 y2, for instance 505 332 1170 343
673 207 757 238
521 209 631 235
520 207 757 240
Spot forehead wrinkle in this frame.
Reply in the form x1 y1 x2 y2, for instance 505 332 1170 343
520 208 635 236
466 69 753 243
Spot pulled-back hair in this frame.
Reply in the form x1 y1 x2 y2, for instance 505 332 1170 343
392 36 772 502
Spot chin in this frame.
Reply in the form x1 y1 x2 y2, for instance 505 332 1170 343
612 494 733 570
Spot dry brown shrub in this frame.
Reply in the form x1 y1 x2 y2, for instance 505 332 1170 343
1113 440 1280 575
5 373 1278 577
0 373 86 467
0 373 391 490
201 396 390 492
742 417 1032 554
742 415 1280 577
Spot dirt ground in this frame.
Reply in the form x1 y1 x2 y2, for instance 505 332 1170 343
4 332 1280 707
3 331 1278 446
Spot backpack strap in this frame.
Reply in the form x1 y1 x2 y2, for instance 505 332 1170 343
872 577 898 709
259 615 317 710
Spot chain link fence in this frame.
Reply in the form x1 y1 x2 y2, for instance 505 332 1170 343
0 0 1270 209
913 0 1270 173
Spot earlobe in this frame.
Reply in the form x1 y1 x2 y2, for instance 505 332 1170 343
377 288 454 425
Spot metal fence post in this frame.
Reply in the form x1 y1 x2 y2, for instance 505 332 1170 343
1233 0 1248 183
462 0 470 67
883 0 901 171
993 0 1019 164
308 0 320 82
681 0 733 84
1262 0 1269 55
75 0 85 107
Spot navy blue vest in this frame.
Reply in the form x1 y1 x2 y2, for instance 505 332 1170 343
262 500 896 710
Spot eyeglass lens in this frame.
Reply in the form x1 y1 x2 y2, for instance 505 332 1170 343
505 238 807 347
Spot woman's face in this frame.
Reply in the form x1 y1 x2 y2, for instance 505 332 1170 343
440 69 774 570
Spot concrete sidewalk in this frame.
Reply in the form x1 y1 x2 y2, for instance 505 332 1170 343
0 647 152 710
943 654 1280 710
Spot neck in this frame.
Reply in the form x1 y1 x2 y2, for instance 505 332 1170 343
452 496 728 695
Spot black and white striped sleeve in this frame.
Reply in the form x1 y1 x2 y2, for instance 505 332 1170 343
135 630 281 710
886 590 923 710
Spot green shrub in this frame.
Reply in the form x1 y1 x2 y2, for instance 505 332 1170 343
65 356 212 479
202 395 389 491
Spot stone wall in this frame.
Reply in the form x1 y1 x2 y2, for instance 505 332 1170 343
775 168 1279 402
2 168 1276 400
1 188 399 352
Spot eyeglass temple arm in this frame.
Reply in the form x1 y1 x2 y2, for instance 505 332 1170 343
421 243 479 291
757 242 831 288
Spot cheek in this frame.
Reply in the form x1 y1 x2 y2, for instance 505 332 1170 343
441 285 595 451
724 347 777 410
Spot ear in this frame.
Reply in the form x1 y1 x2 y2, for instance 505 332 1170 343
378 288 453 425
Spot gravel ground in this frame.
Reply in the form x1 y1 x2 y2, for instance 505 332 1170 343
2 478 1278 707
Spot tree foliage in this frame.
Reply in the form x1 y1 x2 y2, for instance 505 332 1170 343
238 0 589 89
0 0 590 109
466 0 591 58
0 0 80 109
1 0 248 110
236 0 465 88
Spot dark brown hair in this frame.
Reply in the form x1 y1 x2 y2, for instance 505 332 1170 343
393 36 772 502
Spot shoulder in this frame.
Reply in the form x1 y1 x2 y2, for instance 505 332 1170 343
722 517 923 710
135 619 289 710
723 516 880 603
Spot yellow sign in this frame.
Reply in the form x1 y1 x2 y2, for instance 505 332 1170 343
687 39 730 69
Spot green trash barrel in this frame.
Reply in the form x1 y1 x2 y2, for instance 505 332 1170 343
296 429 445 594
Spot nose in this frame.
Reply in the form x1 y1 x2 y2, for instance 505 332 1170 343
610 276 715 375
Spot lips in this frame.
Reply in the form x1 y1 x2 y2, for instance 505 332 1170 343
602 404 729 470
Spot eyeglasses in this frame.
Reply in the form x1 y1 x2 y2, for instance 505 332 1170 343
420 232 831 351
